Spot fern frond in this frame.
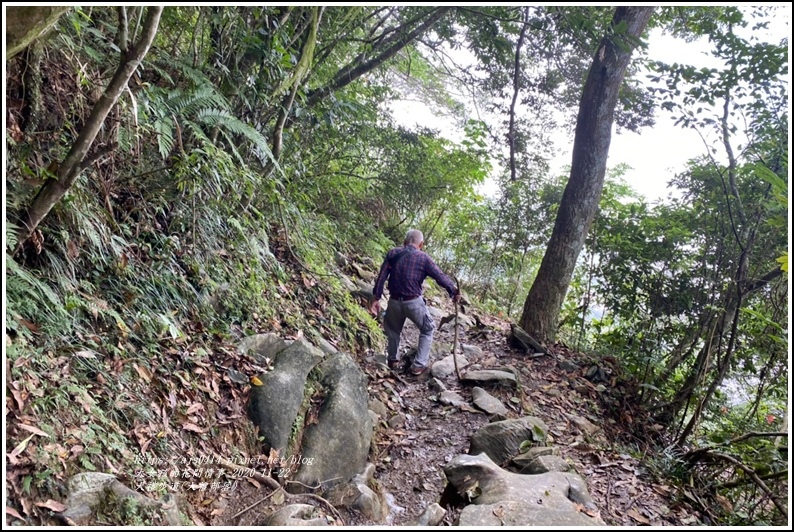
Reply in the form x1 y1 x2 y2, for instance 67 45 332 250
195 108 272 156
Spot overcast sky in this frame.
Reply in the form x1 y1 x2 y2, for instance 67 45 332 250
391 6 790 203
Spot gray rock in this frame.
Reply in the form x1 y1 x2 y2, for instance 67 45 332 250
557 359 579 373
315 336 339 355
431 354 468 379
585 365 609 383
569 414 600 436
335 251 348 267
339 273 357 291
472 387 508 416
266 504 329 526
444 453 603 526
409 503 446 526
353 263 374 282
238 333 292 363
427 306 444 322
325 463 385 521
388 413 407 429
368 399 389 419
469 416 549 465
456 312 476 329
462 344 483 358
457 501 600 527
247 339 325 454
351 484 385 520
511 447 557 468
356 463 377 484
290 352 373 494
519 455 571 474
428 378 447 393
63 473 179 526
226 367 249 384
462 370 517 386
438 390 467 408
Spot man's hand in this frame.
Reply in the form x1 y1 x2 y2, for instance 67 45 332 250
369 299 380 317
452 289 462 304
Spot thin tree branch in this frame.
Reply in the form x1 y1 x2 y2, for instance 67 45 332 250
305 7 452 108
509 7 529 181
708 452 787 517
116 7 129 53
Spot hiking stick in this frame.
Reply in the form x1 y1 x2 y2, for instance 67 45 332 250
452 277 462 381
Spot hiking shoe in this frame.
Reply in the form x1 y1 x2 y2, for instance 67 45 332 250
410 365 429 377
387 359 401 371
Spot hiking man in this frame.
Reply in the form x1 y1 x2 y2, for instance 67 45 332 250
370 229 461 376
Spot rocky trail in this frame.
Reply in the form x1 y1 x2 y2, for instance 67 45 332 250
212 295 701 527
18 263 704 527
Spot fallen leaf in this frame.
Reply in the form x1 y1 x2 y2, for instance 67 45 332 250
9 388 26 411
133 363 153 383
250 376 264 386
17 424 50 438
186 403 204 415
714 494 733 512
6 506 24 521
19 319 39 334
182 423 205 434
8 435 34 462
35 499 66 513
627 509 650 524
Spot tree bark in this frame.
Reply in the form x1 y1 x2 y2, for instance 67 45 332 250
15 7 164 248
518 6 654 343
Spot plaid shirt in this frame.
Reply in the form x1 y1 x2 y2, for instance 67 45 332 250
373 244 457 300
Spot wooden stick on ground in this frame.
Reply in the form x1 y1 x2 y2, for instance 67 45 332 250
214 455 345 524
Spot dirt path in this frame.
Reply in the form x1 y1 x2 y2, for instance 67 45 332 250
213 301 700 526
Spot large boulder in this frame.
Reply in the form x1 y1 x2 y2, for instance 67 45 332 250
238 333 292 363
246 339 325 454
6 6 71 60
444 453 603 526
469 416 548 465
289 352 373 494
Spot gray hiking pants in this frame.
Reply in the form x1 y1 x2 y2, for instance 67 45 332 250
384 297 435 368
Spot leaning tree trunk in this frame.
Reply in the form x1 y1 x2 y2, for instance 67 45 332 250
15 7 163 248
518 6 654 343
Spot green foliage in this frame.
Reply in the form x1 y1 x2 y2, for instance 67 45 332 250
5 5 788 527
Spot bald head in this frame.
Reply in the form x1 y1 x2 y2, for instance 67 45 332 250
404 229 424 246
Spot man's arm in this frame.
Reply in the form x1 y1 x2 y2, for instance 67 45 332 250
372 257 391 300
425 257 458 300
370 253 392 316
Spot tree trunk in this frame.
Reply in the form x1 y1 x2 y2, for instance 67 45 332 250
15 7 164 247
518 6 654 343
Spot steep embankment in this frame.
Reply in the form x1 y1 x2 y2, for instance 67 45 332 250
5 254 699 526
